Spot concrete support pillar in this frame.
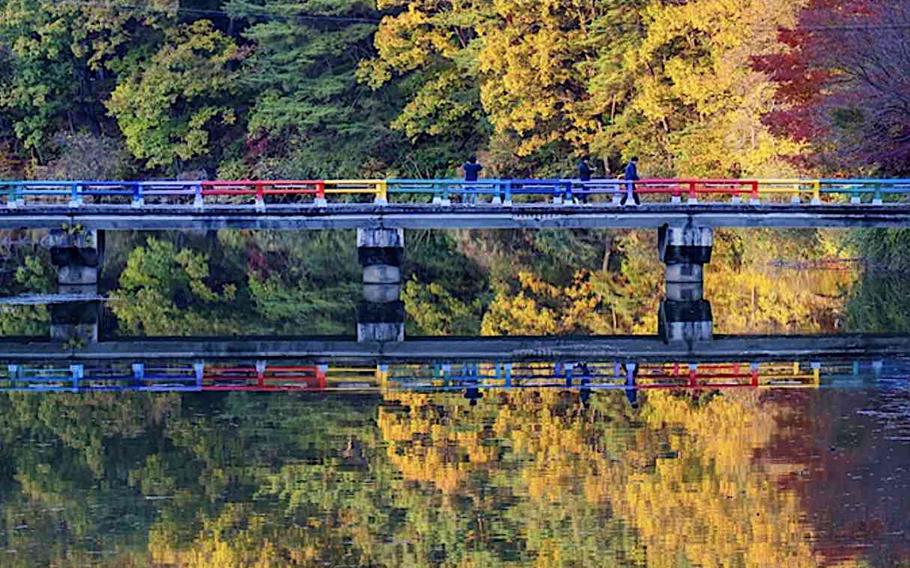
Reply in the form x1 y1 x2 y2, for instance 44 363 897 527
658 291 713 344
49 229 103 290
49 229 103 343
659 224 713 283
658 224 713 343
357 228 405 342
357 301 405 343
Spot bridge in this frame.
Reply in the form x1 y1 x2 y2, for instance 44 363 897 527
2 178 910 230
9 176 910 347
1 334 908 395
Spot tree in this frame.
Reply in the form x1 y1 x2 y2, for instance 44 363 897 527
361 1 647 175
110 237 242 335
224 0 411 178
757 2 910 270
358 0 493 175
757 1 910 176
0 0 176 161
106 19 243 172
613 0 804 177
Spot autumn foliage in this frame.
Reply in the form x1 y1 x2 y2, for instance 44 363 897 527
755 0 910 175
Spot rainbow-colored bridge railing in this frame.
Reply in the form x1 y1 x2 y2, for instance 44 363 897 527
3 178 910 208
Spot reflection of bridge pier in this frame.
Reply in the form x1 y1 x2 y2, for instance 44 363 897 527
658 223 713 343
49 301 100 343
48 229 104 343
357 228 405 342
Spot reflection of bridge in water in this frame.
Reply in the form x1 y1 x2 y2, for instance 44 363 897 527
3 203 909 398
2 335 909 396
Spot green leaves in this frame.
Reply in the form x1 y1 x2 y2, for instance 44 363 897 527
112 237 241 335
0 0 178 157
106 20 242 170
0 0 81 153
226 0 406 178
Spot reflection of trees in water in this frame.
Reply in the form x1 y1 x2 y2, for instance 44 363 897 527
768 389 910 567
105 231 361 336
0 392 180 567
0 390 905 566
477 229 853 336
0 393 388 566
0 227 869 338
379 390 830 568
846 275 910 333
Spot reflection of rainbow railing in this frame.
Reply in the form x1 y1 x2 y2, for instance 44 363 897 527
385 361 904 391
1 360 905 393
3 178 910 208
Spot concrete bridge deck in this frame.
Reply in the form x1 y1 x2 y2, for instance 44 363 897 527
4 203 910 230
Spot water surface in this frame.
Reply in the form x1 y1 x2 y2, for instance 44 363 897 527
0 228 908 567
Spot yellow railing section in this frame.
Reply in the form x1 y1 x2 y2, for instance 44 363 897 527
324 179 387 203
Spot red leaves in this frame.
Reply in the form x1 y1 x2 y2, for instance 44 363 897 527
757 0 910 174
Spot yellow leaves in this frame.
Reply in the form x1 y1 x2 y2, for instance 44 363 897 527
377 383 828 567
365 0 804 171
145 382 852 567
365 0 638 159
532 539 562 568
358 7 432 87
476 1 604 155
480 235 663 336
361 0 487 88
611 391 825 568
389 69 479 140
378 392 490 494
478 229 847 338
481 271 602 335
622 0 808 176
481 288 560 335
705 234 856 333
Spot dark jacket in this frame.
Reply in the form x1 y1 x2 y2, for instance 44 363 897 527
578 160 593 181
624 161 639 181
463 162 482 182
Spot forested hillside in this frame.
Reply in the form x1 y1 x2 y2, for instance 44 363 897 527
1 0 905 181
1 0 908 335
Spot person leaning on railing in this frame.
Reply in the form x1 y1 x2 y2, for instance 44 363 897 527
576 156 593 204
462 156 483 205
621 156 641 206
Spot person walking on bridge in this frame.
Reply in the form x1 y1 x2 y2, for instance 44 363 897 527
576 156 593 204
462 156 483 205
621 156 640 206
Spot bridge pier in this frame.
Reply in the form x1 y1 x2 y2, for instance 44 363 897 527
48 229 104 343
357 228 405 342
49 229 103 292
658 224 713 343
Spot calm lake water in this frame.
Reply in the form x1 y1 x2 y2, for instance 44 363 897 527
0 387 907 567
0 229 908 567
